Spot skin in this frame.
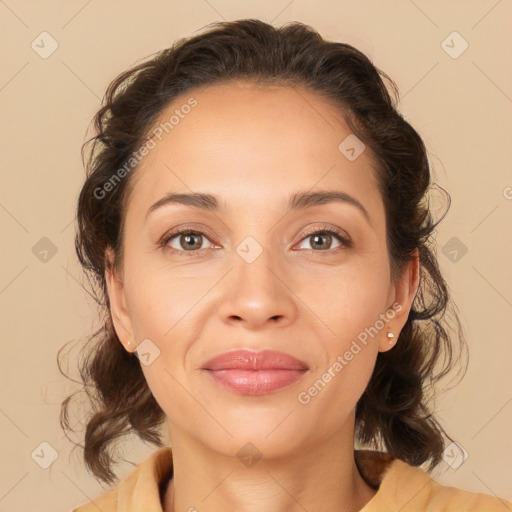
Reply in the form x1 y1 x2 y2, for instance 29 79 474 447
105 81 419 512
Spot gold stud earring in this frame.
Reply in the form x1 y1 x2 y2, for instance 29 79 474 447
387 332 396 344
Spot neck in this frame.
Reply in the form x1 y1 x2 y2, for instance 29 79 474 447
162 428 377 512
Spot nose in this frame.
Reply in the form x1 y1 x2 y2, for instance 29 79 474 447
217 242 297 330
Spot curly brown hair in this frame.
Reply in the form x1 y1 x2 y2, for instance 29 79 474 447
58 18 468 486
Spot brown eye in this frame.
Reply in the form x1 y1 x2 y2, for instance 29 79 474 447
164 230 212 252
297 228 349 252
308 232 336 251
178 233 204 250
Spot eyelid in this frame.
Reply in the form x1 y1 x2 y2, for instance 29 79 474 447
158 224 217 247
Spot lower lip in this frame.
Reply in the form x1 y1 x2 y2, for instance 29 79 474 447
203 369 307 395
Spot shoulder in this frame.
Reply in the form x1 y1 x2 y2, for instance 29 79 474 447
71 488 117 512
70 446 173 512
358 451 512 512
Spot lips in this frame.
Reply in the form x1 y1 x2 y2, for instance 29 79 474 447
202 349 309 371
201 350 309 395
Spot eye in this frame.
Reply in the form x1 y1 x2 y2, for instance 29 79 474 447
295 227 351 252
161 228 215 254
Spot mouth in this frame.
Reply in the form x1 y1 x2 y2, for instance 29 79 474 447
201 349 309 396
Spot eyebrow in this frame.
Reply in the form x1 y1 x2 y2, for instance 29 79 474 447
145 190 372 226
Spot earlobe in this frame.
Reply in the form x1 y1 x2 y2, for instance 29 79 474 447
386 332 396 344
379 329 398 353
378 248 420 353
104 249 135 353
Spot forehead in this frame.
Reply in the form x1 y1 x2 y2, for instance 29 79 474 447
124 81 383 225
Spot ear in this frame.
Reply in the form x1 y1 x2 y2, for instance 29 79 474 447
378 248 420 353
104 248 135 353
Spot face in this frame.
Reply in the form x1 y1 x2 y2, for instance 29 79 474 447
106 81 418 458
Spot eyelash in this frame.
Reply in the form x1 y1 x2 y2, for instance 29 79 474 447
159 225 352 256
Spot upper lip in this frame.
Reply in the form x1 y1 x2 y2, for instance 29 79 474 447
202 350 309 371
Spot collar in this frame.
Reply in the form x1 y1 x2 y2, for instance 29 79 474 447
115 446 398 511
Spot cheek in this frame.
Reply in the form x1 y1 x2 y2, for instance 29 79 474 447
292 261 389 414
122 263 208 427
122 257 216 401
295 297 382 434
124 256 208 343
295 257 391 344
297 343 376 422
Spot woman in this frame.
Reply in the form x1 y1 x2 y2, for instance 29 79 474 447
61 18 512 512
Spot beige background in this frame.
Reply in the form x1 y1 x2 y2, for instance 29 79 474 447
0 1 511 510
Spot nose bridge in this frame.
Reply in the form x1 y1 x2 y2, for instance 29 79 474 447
217 231 296 327
235 234 277 288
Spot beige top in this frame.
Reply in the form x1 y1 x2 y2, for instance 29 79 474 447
72 446 512 511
